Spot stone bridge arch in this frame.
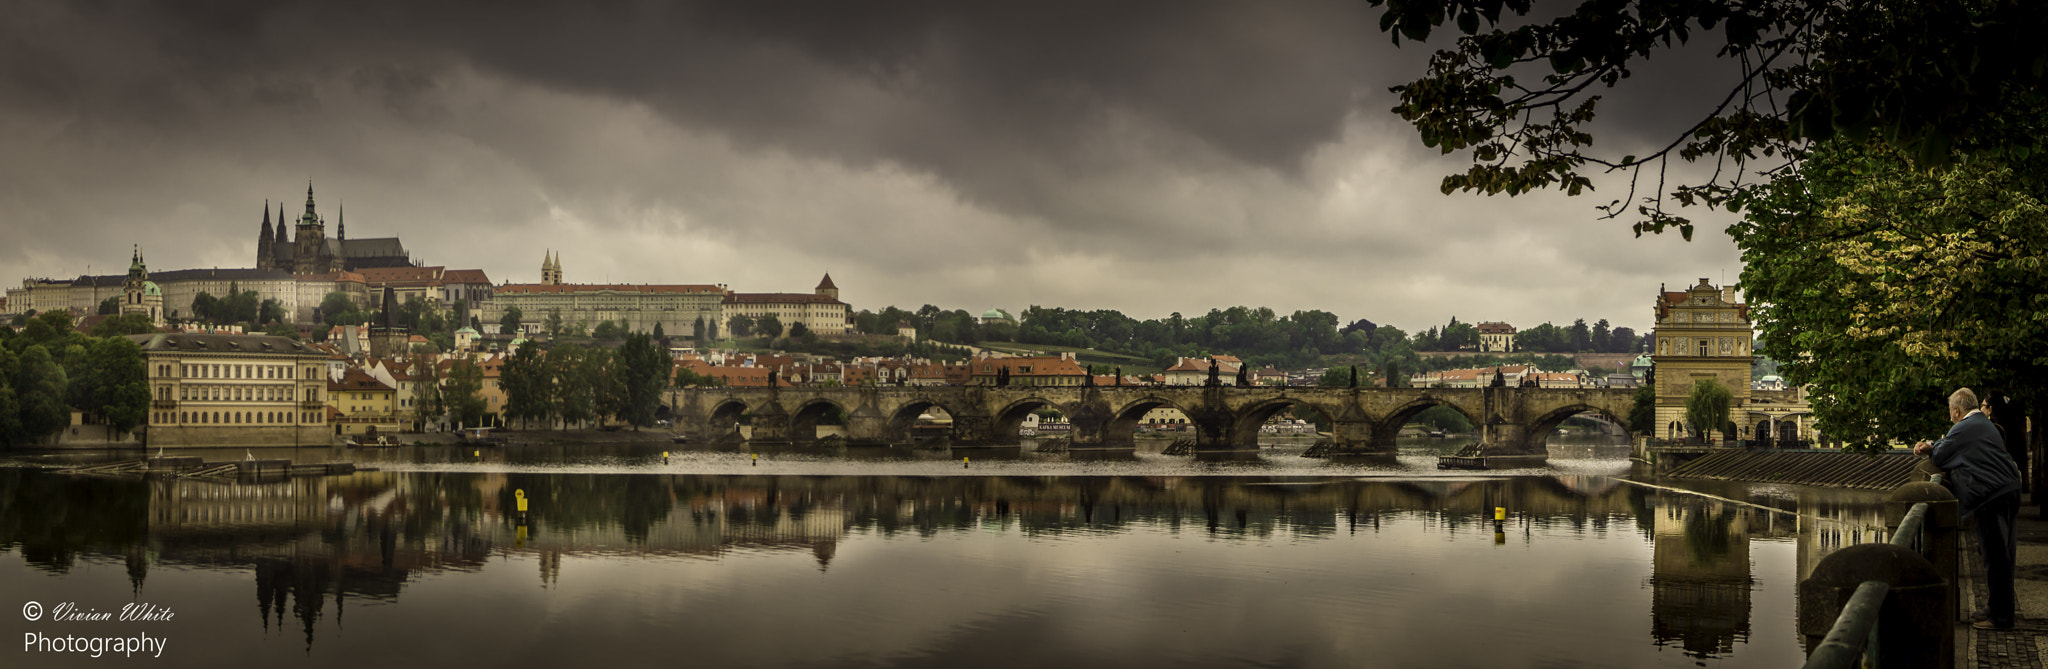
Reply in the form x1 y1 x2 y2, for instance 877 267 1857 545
1227 397 1350 449
1368 395 1484 451
703 397 751 441
1519 403 1630 454
878 395 969 445
787 397 852 444
1108 396 1191 448
992 396 1076 446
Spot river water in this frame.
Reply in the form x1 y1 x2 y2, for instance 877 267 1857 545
0 436 1891 668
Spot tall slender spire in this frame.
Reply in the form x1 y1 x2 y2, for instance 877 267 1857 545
260 199 273 245
337 201 345 240
278 202 289 241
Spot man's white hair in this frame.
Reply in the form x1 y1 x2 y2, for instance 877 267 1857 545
1950 388 1980 412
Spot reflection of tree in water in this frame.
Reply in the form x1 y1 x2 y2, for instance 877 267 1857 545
1684 505 1739 564
0 468 147 572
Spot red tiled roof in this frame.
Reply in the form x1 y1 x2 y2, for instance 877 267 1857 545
724 292 844 305
441 269 491 284
816 273 837 290
497 283 725 295
358 267 445 283
328 368 394 393
1477 322 1515 334
297 271 366 283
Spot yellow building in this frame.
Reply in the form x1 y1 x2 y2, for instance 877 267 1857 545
328 368 402 436
129 333 332 447
1650 279 1754 440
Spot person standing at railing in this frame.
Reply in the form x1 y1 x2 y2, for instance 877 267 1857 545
1914 387 2022 630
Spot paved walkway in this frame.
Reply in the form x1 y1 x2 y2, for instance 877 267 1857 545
1960 503 2048 668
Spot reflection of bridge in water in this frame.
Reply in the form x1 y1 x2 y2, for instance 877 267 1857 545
672 385 1637 462
0 468 1891 658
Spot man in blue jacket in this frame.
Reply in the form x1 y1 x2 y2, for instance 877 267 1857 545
1915 387 2023 630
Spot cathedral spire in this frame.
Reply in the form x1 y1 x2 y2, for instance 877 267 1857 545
278 203 289 242
337 201 345 240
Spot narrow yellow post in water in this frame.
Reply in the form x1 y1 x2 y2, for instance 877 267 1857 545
963 456 970 468
1494 507 1506 521
752 453 758 466
515 488 528 514
473 450 480 458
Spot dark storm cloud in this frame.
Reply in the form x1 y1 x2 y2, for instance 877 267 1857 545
0 0 1742 331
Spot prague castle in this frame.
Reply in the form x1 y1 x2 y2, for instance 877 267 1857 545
256 183 416 273
484 253 849 337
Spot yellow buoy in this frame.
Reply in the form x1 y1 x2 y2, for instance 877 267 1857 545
515 488 528 513
752 453 759 466
963 456 970 468
473 450 480 458
1494 507 1506 521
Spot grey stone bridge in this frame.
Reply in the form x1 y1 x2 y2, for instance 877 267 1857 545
668 385 1636 458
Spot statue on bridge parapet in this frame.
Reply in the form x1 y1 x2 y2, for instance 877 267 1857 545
1207 357 1220 387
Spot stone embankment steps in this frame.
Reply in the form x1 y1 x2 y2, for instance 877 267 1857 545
1663 450 1920 489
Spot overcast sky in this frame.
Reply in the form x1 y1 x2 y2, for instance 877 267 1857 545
0 0 1745 334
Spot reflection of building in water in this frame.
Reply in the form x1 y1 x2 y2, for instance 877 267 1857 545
1649 497 1755 658
149 477 329 533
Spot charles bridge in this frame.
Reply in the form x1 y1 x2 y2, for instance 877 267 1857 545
668 384 1636 460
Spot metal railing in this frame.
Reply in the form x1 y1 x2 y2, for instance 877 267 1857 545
1802 474 1945 669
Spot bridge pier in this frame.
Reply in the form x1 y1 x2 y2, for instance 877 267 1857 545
1188 388 1248 452
1064 394 1120 450
949 413 999 447
844 402 893 446
748 400 791 444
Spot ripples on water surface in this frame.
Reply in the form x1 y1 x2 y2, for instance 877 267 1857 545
0 437 1892 668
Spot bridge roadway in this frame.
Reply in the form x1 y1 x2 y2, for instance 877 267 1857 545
670 384 1636 461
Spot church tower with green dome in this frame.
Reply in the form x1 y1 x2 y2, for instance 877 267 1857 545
120 245 163 327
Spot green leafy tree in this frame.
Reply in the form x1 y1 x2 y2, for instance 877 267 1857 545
789 321 814 342
413 363 445 429
8 346 70 445
1734 138 2048 447
756 314 783 340
97 296 120 316
545 308 566 339
91 339 149 437
1369 0 2048 238
727 314 755 339
614 332 669 429
1685 379 1733 442
672 367 722 387
592 319 625 340
550 344 593 428
586 347 624 425
258 299 286 325
501 344 549 428
692 316 706 342
705 318 719 342
1628 383 1657 435
444 358 488 429
88 314 156 337
499 305 524 336
191 291 219 322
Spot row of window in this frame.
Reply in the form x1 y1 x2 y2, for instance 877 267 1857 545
176 385 315 402
157 411 323 425
170 363 315 380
